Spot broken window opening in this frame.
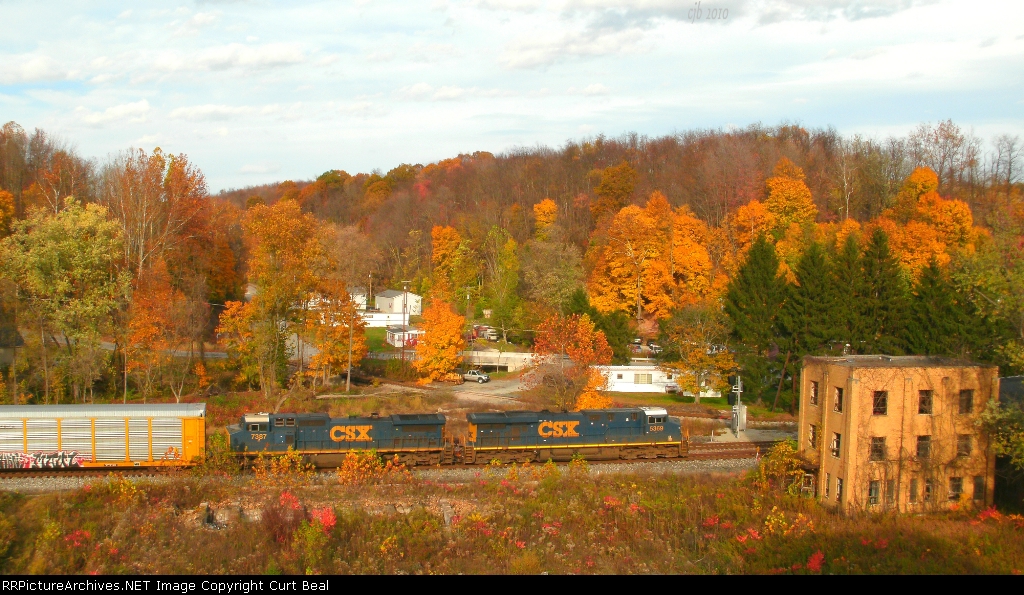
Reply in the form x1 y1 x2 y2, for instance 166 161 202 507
959 389 974 414
869 436 886 461
918 390 933 414
872 391 888 415
916 435 931 459
956 434 972 457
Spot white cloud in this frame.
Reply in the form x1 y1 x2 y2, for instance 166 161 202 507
500 28 645 69
168 104 253 120
567 83 610 95
75 100 150 126
240 162 280 174
0 55 67 84
154 43 305 73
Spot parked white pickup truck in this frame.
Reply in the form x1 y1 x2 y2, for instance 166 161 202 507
463 369 490 383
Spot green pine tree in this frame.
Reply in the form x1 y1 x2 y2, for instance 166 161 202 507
724 236 787 402
725 236 787 354
826 233 864 354
778 242 834 357
859 227 909 354
905 258 963 355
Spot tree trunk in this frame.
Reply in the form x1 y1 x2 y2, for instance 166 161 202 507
345 314 354 393
771 351 791 412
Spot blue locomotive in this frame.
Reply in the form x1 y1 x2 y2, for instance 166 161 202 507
463 407 685 464
228 411 453 466
228 406 684 466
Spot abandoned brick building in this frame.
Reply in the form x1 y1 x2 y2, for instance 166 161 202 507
797 355 998 513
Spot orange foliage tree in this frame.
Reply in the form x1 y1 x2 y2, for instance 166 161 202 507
414 300 466 383
531 313 612 410
764 157 818 230
126 261 194 402
0 190 13 238
588 205 662 319
533 198 558 239
876 167 982 279
306 278 367 389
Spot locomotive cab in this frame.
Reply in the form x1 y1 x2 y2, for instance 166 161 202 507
638 407 680 441
229 413 271 453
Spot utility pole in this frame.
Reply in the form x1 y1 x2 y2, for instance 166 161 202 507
367 273 373 311
401 280 410 365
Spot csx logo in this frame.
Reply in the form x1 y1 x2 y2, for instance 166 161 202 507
538 421 580 438
330 425 373 442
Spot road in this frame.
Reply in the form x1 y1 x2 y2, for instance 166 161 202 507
443 376 525 406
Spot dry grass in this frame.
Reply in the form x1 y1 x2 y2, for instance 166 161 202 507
1 446 1022 574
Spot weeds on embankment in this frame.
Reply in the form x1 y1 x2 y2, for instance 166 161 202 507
0 445 1022 574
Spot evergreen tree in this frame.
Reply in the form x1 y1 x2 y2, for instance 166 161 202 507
725 236 787 354
778 242 834 357
905 258 963 355
827 234 864 353
859 228 909 354
724 236 787 402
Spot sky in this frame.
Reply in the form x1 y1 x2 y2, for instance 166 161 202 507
1 0 1022 192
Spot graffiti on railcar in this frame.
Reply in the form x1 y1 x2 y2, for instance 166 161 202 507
0 451 85 469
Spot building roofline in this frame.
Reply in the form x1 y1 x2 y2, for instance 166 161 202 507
802 354 993 369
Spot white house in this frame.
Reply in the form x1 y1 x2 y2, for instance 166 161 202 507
386 325 425 348
348 287 369 310
376 290 422 316
596 365 678 393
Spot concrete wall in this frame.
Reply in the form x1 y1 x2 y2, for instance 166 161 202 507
799 356 998 514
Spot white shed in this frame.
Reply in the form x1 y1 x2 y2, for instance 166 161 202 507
376 290 422 316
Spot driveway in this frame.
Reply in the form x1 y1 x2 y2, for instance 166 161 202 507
445 376 525 406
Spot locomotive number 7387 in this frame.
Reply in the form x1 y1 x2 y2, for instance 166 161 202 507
250 433 267 441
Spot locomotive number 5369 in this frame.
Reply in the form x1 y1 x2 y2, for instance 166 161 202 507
649 425 664 432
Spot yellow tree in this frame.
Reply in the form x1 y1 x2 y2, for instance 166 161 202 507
221 198 326 398
429 225 476 303
533 198 558 239
670 205 715 305
764 157 818 230
414 300 466 383
588 205 662 320
306 278 367 389
126 260 192 402
0 190 13 238
660 303 736 404
590 161 637 221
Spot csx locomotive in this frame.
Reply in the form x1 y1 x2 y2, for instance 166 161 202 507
229 406 684 466
0 404 684 470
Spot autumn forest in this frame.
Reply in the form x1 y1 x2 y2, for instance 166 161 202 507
0 119 1022 412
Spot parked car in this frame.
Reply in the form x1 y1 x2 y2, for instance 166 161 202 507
648 343 663 355
664 382 680 393
463 369 490 383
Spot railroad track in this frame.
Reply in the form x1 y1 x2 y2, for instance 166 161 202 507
0 441 781 480
0 468 180 480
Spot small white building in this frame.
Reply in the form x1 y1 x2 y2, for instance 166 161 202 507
597 365 678 393
386 325 425 348
376 290 422 316
348 287 370 310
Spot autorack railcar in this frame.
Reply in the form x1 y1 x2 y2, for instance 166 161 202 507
0 404 206 469
463 406 684 464
228 412 453 466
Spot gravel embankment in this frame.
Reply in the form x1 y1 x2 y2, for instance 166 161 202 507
0 457 759 494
